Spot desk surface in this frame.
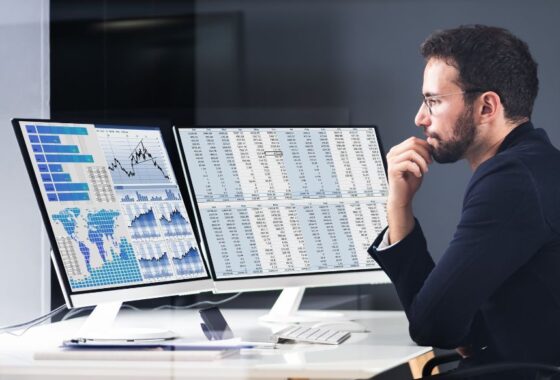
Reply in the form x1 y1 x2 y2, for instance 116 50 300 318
0 309 430 379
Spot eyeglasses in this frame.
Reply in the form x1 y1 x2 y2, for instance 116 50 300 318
422 89 485 115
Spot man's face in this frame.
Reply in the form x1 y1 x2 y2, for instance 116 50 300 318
415 58 477 163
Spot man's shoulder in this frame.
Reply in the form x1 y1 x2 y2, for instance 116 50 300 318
472 153 529 181
466 153 534 203
474 129 560 180
466 132 560 203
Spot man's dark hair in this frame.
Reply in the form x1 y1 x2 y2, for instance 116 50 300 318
421 25 539 123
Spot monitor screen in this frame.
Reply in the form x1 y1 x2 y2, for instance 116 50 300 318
176 127 389 292
13 119 212 308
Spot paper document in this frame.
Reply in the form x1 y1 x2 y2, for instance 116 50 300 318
61 337 255 350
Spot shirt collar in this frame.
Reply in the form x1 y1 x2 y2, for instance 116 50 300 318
497 121 534 154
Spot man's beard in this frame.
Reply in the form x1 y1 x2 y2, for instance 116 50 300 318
429 106 476 164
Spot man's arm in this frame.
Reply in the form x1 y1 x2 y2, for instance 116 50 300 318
370 157 548 348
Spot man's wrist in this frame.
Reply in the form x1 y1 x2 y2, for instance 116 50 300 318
387 193 413 210
387 203 415 244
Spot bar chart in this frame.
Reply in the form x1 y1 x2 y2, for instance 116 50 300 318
25 124 93 202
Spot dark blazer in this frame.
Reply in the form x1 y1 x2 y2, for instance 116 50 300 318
369 122 560 367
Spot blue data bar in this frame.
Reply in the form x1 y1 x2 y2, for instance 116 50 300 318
45 154 93 163
38 164 49 172
44 183 55 192
57 192 90 201
48 164 63 172
54 183 89 191
52 173 71 182
36 126 88 135
39 135 61 144
29 135 40 143
26 125 37 133
47 193 58 201
35 154 46 162
41 174 52 182
32 145 43 153
42 145 79 153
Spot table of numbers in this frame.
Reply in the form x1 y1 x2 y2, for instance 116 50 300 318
180 128 388 279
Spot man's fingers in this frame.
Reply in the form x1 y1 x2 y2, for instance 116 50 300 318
389 150 430 176
387 136 433 164
391 160 423 178
398 150 430 174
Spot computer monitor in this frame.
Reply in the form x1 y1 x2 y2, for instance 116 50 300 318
175 126 390 322
13 119 213 340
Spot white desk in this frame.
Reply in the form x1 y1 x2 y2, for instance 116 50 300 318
0 309 431 379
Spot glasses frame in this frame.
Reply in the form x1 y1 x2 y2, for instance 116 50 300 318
422 89 486 115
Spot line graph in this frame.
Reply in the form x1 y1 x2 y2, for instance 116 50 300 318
108 139 169 180
124 204 161 239
97 128 174 186
168 240 205 277
158 202 192 237
135 241 174 279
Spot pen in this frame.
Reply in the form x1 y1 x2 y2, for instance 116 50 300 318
238 341 277 349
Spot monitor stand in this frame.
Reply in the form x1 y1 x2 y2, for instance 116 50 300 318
258 287 345 324
74 301 177 342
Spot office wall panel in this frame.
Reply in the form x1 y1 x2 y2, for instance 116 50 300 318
0 0 50 325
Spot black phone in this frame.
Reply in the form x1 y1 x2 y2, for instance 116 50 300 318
199 307 235 341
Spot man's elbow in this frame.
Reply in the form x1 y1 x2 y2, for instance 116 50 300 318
408 319 466 349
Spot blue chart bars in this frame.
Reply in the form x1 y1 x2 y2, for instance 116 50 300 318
21 121 207 292
119 188 182 203
26 124 92 202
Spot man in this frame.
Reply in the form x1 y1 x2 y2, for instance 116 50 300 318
368 25 560 376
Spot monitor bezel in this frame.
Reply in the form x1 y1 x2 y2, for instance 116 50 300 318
174 125 390 292
13 118 214 308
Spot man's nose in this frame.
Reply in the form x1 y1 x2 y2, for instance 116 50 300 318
415 103 431 128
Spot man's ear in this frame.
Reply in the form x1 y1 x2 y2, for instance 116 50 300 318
478 91 501 121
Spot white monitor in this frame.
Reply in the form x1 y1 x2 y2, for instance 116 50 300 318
13 119 213 340
175 126 390 322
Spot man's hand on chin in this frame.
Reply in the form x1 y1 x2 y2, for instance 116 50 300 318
386 136 433 243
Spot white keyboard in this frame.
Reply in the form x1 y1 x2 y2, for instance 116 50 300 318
270 325 351 345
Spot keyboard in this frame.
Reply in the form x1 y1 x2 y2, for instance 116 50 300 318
270 325 351 345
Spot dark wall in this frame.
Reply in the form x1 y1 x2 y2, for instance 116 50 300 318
51 0 196 122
